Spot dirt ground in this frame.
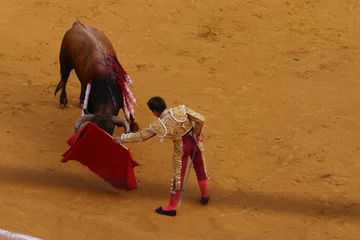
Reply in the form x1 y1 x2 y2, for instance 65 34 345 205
1 0 360 239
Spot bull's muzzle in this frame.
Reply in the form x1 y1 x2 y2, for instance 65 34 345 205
74 114 130 134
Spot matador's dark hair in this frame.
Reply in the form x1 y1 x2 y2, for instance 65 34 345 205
147 96 167 113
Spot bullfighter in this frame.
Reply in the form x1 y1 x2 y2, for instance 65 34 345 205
114 96 210 216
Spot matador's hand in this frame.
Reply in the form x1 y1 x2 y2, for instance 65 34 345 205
113 137 123 144
195 133 204 142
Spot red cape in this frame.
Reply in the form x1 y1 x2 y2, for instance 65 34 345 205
60 122 140 191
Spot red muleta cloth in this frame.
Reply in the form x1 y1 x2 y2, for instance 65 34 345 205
60 122 140 190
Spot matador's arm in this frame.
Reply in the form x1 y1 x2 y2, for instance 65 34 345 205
120 127 156 143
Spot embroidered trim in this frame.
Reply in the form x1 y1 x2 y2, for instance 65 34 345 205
120 133 125 141
158 119 168 137
149 120 168 142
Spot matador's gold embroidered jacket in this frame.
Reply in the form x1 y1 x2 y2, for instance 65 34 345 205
120 105 209 192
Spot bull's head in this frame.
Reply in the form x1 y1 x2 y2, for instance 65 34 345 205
74 113 130 136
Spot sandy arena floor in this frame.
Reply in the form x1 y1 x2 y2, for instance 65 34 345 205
0 0 360 239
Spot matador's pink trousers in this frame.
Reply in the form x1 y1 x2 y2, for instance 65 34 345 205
163 133 209 211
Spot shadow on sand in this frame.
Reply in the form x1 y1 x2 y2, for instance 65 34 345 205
1 164 359 221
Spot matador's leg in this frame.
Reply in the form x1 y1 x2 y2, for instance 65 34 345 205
190 139 210 204
155 138 192 216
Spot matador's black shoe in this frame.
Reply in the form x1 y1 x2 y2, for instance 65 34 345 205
201 196 210 205
155 207 177 217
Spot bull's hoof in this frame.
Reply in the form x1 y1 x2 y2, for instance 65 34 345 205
60 103 69 109
59 98 69 109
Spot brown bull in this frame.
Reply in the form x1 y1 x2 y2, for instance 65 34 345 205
55 20 139 135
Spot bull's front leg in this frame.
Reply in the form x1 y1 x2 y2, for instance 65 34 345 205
58 53 72 109
57 80 69 109
79 85 86 109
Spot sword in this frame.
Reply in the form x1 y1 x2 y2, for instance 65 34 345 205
177 132 198 207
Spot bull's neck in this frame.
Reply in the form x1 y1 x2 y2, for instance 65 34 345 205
89 54 123 116
94 103 119 116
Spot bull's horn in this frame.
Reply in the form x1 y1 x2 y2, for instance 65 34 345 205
74 114 94 133
112 116 130 134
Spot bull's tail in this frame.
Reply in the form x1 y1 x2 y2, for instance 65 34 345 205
55 80 64 96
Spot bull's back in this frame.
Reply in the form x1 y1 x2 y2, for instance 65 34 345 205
60 21 117 80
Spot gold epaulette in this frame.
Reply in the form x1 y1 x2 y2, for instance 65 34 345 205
170 105 187 122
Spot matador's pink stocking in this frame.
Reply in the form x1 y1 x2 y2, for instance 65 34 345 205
198 179 208 197
162 190 182 211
